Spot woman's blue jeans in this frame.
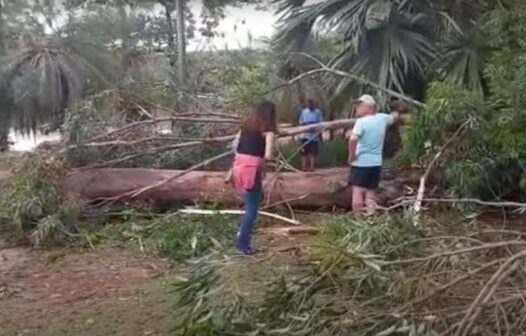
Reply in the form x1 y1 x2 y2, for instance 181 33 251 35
236 171 263 251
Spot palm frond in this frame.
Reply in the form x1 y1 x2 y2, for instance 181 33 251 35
271 0 513 100
0 41 91 134
440 25 489 94
273 0 317 53
273 0 436 101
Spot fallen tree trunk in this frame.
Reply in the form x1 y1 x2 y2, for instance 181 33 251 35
63 168 419 209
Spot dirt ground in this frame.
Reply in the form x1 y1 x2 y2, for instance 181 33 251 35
0 239 172 336
0 223 312 336
0 150 314 336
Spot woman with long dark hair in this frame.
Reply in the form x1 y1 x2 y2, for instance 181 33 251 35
230 101 277 255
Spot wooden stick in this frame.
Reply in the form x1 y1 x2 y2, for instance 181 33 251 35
78 134 237 148
421 198 526 209
83 116 239 144
455 248 526 336
84 118 362 148
75 119 364 165
383 241 526 266
178 209 302 226
263 226 321 235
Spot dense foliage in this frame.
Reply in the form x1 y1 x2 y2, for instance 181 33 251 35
2 3 526 336
171 215 526 335
0 153 81 246
0 0 522 246
273 0 526 101
404 52 526 200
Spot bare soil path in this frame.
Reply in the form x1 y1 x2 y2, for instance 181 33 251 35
0 239 171 336
0 221 315 336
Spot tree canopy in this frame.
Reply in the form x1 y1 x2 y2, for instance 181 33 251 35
273 0 525 100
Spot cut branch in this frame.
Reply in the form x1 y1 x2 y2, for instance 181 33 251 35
79 135 236 148
178 209 301 226
384 241 526 266
455 248 526 336
412 119 472 225
75 119 367 169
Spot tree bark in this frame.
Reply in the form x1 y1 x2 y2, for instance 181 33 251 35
117 0 129 49
162 2 176 66
0 0 9 152
174 0 186 86
0 127 9 152
63 168 417 209
164 4 175 50
0 0 4 52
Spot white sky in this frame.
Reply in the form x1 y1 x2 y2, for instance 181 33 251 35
39 1 278 50
186 0 323 50
185 1 277 51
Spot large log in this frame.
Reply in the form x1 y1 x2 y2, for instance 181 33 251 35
63 168 417 208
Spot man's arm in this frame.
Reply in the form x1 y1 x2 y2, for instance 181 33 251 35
348 119 362 165
225 131 241 183
264 132 275 161
389 111 400 125
231 131 241 151
348 134 359 165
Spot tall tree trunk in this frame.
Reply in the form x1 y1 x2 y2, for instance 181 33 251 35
117 0 129 50
163 3 176 66
63 168 419 209
0 0 9 152
0 126 9 152
174 0 186 87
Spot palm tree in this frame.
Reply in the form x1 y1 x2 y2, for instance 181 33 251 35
0 40 91 135
272 0 504 100
0 0 8 151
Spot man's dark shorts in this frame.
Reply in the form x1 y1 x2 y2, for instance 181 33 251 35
349 166 382 190
300 139 319 156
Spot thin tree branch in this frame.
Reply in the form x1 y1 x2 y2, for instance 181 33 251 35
265 52 426 107
413 119 472 225
178 208 302 226
455 248 526 336
383 241 526 266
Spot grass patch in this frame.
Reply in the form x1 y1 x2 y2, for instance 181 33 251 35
91 213 238 262
314 214 424 259
146 214 238 261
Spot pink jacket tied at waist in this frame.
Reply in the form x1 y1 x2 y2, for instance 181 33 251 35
232 153 264 190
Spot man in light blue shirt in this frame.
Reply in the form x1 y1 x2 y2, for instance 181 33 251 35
348 94 400 215
299 99 324 171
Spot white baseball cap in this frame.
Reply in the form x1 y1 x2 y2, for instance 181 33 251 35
356 94 376 106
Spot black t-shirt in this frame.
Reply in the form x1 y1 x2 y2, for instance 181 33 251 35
237 130 265 157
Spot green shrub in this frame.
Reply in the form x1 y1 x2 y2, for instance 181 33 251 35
1 153 82 246
169 216 451 336
280 137 348 168
147 215 237 261
402 60 526 201
113 214 238 261
313 215 423 275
